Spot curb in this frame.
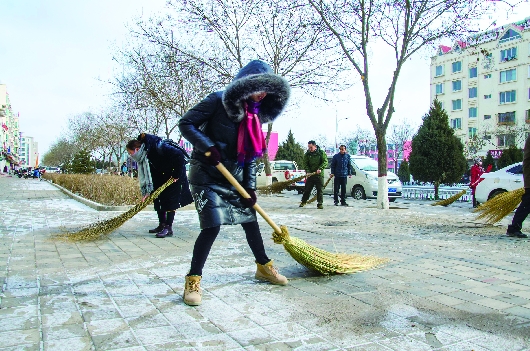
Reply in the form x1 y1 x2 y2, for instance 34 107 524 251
46 179 155 212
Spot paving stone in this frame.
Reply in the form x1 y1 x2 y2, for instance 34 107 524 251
1 176 530 350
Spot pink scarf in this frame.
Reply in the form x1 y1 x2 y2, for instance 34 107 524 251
237 101 266 165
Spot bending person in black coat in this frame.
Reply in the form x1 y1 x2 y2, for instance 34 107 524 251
178 60 291 306
126 133 193 238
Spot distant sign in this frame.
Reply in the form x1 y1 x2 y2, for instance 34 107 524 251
489 150 502 159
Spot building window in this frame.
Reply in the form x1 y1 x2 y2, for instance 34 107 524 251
528 65 530 78
450 118 462 129
484 114 491 120
435 65 444 77
469 87 477 98
526 109 530 123
452 99 462 111
469 107 478 118
498 134 516 147
484 73 491 79
469 127 477 138
452 61 462 73
500 68 516 83
469 67 478 78
435 83 444 94
500 47 517 61
452 80 462 92
498 111 516 124
484 94 491 99
500 90 516 104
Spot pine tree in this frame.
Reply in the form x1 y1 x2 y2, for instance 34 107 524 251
409 99 467 199
483 150 496 172
70 150 94 174
497 145 523 169
397 160 410 184
274 130 306 169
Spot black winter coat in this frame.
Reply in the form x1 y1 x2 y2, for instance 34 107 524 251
179 60 290 229
142 134 193 212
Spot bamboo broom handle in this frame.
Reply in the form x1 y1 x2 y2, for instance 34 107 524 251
206 152 283 234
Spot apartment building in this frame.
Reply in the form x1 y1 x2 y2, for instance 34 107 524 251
430 17 530 158
19 135 38 168
0 84 20 170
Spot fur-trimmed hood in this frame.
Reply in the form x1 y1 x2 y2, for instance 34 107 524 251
222 60 290 124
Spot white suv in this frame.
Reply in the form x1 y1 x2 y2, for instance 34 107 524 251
323 155 403 202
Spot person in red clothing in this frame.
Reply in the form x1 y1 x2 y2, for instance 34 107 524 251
470 158 492 208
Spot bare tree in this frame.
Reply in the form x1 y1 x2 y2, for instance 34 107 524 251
386 118 417 173
98 107 136 169
112 41 217 140
307 0 519 209
343 125 376 156
132 0 350 181
42 137 78 167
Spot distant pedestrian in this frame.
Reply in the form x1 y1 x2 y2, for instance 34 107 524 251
506 135 530 238
300 140 328 209
120 162 128 176
330 145 353 206
126 133 193 239
470 158 491 207
3 165 7 173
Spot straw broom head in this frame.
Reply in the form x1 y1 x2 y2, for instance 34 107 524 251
53 178 174 242
257 172 316 195
473 187 524 224
431 189 467 206
271 225 389 275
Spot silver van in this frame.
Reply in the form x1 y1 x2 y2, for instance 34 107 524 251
323 155 402 202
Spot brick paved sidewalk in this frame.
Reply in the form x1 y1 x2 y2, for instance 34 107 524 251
0 174 529 350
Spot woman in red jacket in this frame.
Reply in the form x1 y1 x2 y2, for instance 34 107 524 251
470 158 492 207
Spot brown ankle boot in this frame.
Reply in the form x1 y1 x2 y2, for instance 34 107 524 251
183 275 202 306
255 260 288 285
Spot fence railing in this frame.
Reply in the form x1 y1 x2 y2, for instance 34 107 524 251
401 186 471 202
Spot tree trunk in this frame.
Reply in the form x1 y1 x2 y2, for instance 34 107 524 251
434 181 440 200
375 129 389 210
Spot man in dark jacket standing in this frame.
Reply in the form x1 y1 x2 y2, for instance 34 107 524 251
330 145 353 206
300 140 328 209
506 135 530 238
179 60 291 306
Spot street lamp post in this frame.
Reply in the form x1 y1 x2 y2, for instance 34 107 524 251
335 110 348 153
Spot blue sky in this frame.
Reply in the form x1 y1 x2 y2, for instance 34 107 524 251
1 0 529 156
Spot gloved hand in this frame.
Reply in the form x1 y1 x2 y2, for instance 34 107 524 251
205 146 221 166
240 188 257 208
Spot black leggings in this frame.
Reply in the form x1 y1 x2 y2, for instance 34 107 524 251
157 210 175 225
188 221 270 276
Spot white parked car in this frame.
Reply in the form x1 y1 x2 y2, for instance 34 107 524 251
475 162 523 204
323 155 403 202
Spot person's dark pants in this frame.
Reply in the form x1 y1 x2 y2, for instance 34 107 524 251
188 221 269 276
301 175 324 205
508 188 530 233
333 177 348 204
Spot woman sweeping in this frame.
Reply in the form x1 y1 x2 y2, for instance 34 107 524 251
178 59 291 306
126 133 193 238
